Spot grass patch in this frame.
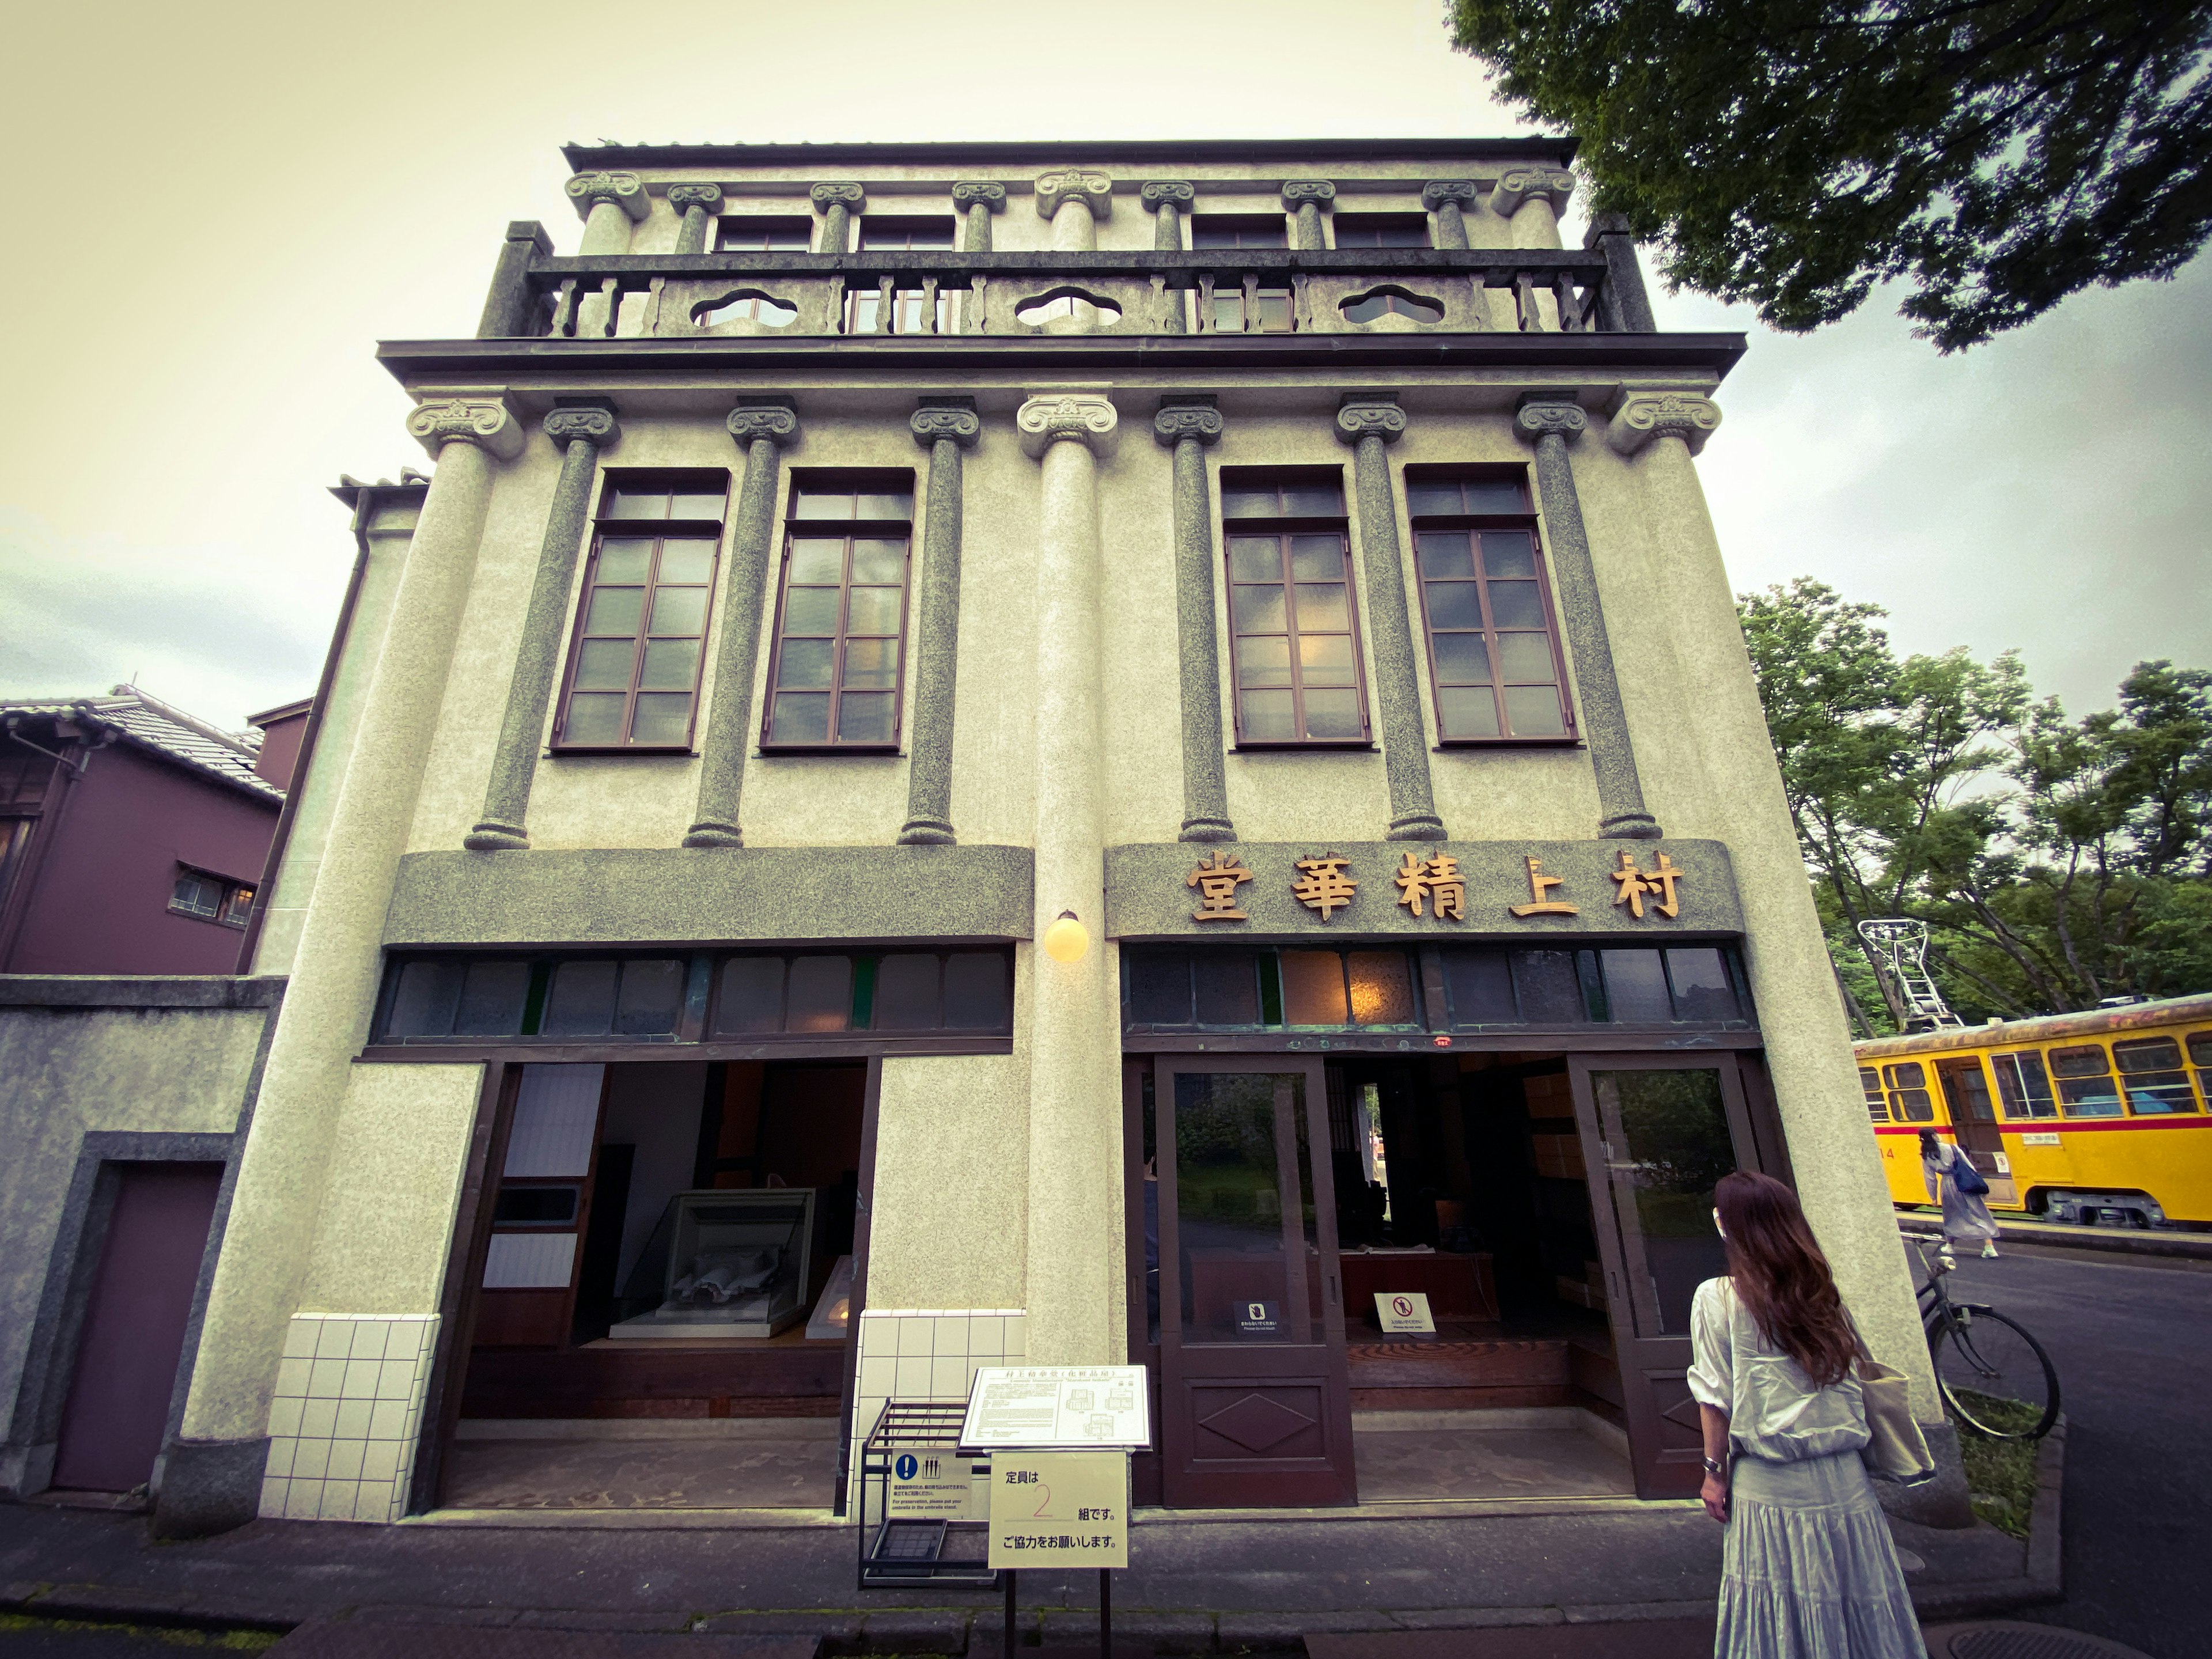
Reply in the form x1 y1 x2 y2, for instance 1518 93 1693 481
0 1612 281 1649
1949 1389 2043 1540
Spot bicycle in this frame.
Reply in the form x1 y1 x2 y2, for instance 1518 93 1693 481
1912 1237 2061 1440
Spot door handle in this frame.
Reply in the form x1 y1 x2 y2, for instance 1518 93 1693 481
1325 1275 1338 1305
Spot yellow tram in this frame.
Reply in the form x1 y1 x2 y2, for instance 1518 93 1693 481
1855 993 2212 1229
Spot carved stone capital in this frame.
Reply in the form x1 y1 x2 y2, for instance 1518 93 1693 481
1017 393 1118 459
1422 179 1480 210
1334 400 1407 446
1280 180 1336 209
726 403 801 448
1607 391 1721 456
809 181 866 211
543 406 620 449
407 397 525 461
1140 180 1195 210
1035 169 1113 221
952 181 1006 211
565 172 650 222
666 183 724 213
911 406 982 449
1513 398 1588 444
1490 167 1577 216
1153 405 1224 448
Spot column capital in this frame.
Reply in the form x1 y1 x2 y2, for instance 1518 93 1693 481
952 181 1006 211
726 401 801 448
1139 180 1194 210
1607 391 1721 456
543 402 620 448
407 396 525 461
1017 393 1118 459
1513 396 1589 444
1280 180 1336 210
1491 167 1577 216
1153 403 1224 448
911 403 982 449
666 183 723 213
809 181 866 212
1421 179 1480 210
1035 169 1113 221
565 172 650 222
1334 399 1406 446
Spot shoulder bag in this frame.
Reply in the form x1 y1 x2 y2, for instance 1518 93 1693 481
1854 1330 1939 1485
1952 1156 1991 1196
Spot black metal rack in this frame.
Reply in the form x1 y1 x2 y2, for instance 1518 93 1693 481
855 1400 999 1590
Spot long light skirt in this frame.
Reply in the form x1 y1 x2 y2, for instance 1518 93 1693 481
1717 1449 1926 1659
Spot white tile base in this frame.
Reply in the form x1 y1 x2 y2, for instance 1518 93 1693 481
259 1313 438 1523
848 1307 1027 1513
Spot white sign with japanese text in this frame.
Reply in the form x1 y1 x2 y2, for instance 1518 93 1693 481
959 1366 1150 1450
1374 1291 1437 1336
886 1445 976 1518
987 1450 1128 1569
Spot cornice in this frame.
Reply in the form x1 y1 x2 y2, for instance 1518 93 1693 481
559 137 1581 171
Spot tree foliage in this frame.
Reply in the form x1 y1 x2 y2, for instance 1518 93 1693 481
1447 0 2212 349
1738 578 2212 1029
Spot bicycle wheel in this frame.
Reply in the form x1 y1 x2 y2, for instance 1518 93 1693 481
1932 1306 2061 1440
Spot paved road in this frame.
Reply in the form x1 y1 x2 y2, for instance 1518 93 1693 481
1933 1241 2212 1659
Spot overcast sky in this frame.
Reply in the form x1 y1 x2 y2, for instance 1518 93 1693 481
3 0 2205 733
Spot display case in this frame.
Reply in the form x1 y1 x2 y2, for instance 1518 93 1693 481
608 1188 816 1341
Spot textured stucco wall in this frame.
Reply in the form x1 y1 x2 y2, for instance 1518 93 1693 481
866 1045 1032 1312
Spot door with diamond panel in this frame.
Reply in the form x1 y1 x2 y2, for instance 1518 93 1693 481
1156 1058 1355 1507
1567 1054 1759 1499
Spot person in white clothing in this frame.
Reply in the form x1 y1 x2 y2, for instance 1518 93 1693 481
1919 1129 2001 1257
1691 1170 1925 1659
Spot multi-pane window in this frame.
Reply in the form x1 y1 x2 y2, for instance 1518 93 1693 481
556 475 728 751
763 475 914 748
1190 215 1287 249
715 217 813 252
1880 1062 1937 1123
1219 470 1368 745
1190 215 1291 333
2112 1036 2200 1113
1407 469 1573 741
2047 1044 2122 1117
849 216 957 334
1860 1068 1891 1123
1332 212 1430 248
171 868 254 928
1990 1051 2058 1119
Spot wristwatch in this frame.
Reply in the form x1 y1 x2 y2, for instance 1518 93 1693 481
1701 1457 1726 1476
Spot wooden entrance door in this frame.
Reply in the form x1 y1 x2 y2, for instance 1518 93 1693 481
1567 1055 1758 1500
1154 1056 1355 1507
53 1162 224 1493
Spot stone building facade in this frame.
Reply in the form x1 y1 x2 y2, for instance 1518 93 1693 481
25 139 1950 1535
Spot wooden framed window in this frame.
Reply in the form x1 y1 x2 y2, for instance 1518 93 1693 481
714 215 813 252
1332 212 1430 248
171 867 253 929
1189 215 1287 249
762 472 915 749
1406 467 1575 743
1220 468 1369 747
554 472 729 752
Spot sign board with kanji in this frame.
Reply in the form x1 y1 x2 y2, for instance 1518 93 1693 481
886 1444 978 1517
1374 1291 1436 1336
959 1366 1150 1450
987 1450 1128 1569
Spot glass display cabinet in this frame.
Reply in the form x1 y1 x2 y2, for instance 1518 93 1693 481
608 1188 816 1340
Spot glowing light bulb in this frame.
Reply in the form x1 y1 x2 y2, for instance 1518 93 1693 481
1042 910 1090 964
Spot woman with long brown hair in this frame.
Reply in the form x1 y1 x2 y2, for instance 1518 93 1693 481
1689 1171 1924 1658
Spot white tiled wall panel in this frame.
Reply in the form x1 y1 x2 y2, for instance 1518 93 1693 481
482 1231 578 1289
503 1063 604 1177
259 1313 438 1524
847 1307 1027 1512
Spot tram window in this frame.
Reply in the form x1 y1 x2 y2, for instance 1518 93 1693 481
2191 1031 2212 1101
2048 1044 2123 1117
1860 1068 1890 1123
2113 1035 2201 1114
1881 1062 1934 1122
1990 1051 2058 1119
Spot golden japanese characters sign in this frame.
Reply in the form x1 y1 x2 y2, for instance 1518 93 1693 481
1291 856 1359 919
1187 850 1253 921
1171 844 1698 929
1393 852 1466 920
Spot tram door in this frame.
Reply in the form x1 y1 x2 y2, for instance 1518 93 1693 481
1937 1058 2016 1202
1153 1056 1355 1508
1568 1054 1760 1499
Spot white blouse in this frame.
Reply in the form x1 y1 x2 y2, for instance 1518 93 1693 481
1687 1277 1871 1463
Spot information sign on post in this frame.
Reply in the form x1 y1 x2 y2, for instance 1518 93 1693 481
987 1450 1127 1569
959 1365 1150 1450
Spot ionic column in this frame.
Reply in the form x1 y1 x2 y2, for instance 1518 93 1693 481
1335 398 1445 842
1141 182 1194 334
466 402 621 851
1584 211 1657 332
1514 396 1659 840
668 184 724 255
953 181 1006 252
1490 166 1577 250
810 183 865 255
897 400 982 846
1034 169 1112 252
684 402 801 849
566 171 650 254
176 397 523 1513
1153 400 1233 842
1014 392 1120 1366
1281 180 1335 251
1422 180 1479 250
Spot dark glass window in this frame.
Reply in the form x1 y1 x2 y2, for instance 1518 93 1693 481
1442 950 1517 1023
1406 468 1572 742
858 215 956 250
1220 468 1367 746
715 216 813 252
168 868 253 929
1190 214 1286 249
556 475 727 751
1601 949 1673 1022
764 475 914 748
1513 950 1585 1023
1332 212 1430 248
543 959 683 1038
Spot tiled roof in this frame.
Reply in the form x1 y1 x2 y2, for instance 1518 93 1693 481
1 686 283 804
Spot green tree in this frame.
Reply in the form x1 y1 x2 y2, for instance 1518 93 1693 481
1446 0 2212 349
